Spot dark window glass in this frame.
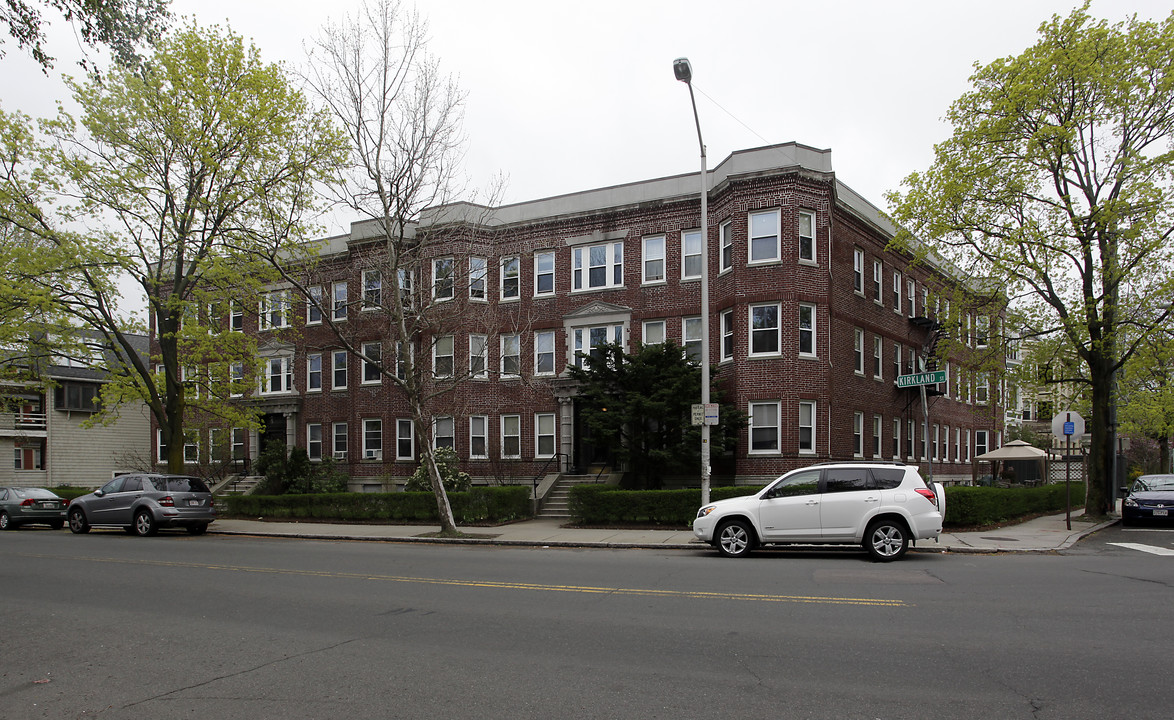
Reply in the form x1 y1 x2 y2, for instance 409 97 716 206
825 468 869 493
870 468 906 490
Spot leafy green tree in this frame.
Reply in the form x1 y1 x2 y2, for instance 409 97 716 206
1120 329 1174 474
888 4 1174 514
566 342 744 490
0 23 345 473
1 0 170 72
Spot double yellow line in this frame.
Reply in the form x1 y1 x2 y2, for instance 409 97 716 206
25 552 911 607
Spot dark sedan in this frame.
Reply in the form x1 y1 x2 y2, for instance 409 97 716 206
1121 474 1174 526
0 487 68 530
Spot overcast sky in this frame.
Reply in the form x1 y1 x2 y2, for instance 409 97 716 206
3 0 1170 236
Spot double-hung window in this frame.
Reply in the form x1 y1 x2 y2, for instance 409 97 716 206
721 310 734 362
260 290 291 330
396 419 413 460
434 258 455 301
500 256 520 300
470 334 488 378
500 334 521 378
501 415 521 458
332 350 347 389
799 401 816 454
572 242 623 291
333 281 348 321
642 320 665 346
683 317 702 363
749 401 780 453
719 220 733 272
363 419 382 460
852 248 864 294
908 280 917 318
230 301 244 331
749 303 779 356
469 257 487 300
307 353 322 392
873 336 883 379
433 416 455 450
470 416 488 458
362 342 381 384
854 328 865 375
433 335 454 378
534 331 556 375
362 270 382 309
872 261 883 303
749 210 779 263
307 424 322 461
853 412 864 457
333 423 348 459
642 235 665 284
307 286 323 325
261 356 293 394
682 230 702 279
798 304 816 357
798 211 815 263
534 251 555 296
873 415 883 458
892 272 902 313
535 413 556 458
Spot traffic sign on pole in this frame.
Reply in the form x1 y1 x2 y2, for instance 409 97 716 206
896 371 946 388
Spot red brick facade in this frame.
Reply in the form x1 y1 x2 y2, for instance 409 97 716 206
159 144 1004 488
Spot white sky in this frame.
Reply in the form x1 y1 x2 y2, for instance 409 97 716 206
3 0 1171 238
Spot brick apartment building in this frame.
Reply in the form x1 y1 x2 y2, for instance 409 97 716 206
165 143 1004 490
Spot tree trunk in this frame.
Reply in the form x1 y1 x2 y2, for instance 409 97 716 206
1085 354 1114 516
1161 436 1171 475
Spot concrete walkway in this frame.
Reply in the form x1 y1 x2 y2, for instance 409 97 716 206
210 507 1117 554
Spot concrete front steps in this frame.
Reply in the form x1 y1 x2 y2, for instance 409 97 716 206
537 473 609 519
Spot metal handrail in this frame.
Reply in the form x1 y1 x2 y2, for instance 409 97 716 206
531 453 570 497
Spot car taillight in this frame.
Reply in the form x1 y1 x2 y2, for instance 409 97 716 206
20 498 35 507
158 495 175 507
915 488 937 506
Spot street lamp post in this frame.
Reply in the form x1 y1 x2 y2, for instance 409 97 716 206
674 57 711 505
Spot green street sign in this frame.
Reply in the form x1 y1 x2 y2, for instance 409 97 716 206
896 371 947 388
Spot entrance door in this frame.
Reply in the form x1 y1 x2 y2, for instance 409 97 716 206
572 400 611 474
260 414 287 455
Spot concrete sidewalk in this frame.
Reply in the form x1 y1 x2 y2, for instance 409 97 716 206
210 507 1117 554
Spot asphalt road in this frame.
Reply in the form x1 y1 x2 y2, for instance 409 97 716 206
3 525 1172 719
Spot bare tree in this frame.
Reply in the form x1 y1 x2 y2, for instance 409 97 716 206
277 0 506 534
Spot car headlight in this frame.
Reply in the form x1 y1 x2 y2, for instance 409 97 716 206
1124 497 1138 508
696 506 716 519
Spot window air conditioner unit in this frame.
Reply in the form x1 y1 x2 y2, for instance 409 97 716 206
364 449 382 460
333 451 347 460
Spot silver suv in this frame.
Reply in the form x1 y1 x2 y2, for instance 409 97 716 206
68 474 216 536
693 463 944 561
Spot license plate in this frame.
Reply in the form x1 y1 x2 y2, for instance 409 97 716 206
1154 508 1168 517
188 500 201 507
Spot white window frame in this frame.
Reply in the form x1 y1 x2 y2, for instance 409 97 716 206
333 422 348 459
500 256 520 300
852 248 864 294
749 303 780 357
307 353 322 392
259 289 292 330
720 309 734 362
642 320 665 346
873 336 883 380
534 330 556 376
572 242 623 291
719 219 733 273
433 257 455 301
893 418 901 460
260 355 293 395
682 229 702 280
853 328 865 375
307 286 323 325
798 303 816 358
501 414 521 459
749 209 780 264
362 342 382 385
798 210 815 264
469 257 487 301
642 234 666 284
748 401 781 454
500 333 521 378
893 271 902 313
798 401 816 455
470 415 488 459
396 419 413 460
433 416 455 450
307 423 323 461
332 281 348 321
535 413 556 458
433 335 454 378
230 301 244 332
683 317 702 363
362 270 382 309
363 419 382 460
853 411 864 458
872 260 883 303
873 415 883 459
470 334 488 379
908 279 917 318
534 251 555 296
332 350 347 390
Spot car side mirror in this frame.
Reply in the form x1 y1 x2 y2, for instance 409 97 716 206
93 490 105 497
1119 486 1130 495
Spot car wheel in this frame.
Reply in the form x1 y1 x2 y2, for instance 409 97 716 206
68 507 91 534
49 520 64 530
0 511 12 530
186 523 208 536
716 519 755 558
133 510 158 537
865 519 909 562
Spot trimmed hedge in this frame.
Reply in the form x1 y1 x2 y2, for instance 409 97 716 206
569 484 761 526
222 486 531 524
569 482 1084 528
942 482 1082 527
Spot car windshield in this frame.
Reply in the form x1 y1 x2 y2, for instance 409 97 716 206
147 477 210 493
1135 475 1174 492
13 488 59 499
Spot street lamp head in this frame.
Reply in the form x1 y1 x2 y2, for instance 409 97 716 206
673 57 692 84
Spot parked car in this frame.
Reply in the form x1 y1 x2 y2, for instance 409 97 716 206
0 487 68 530
68 474 216 536
1120 474 1174 527
693 462 945 561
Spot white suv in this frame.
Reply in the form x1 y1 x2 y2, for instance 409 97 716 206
693 463 944 561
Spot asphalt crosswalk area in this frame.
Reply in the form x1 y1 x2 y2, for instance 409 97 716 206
1109 528 1174 555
